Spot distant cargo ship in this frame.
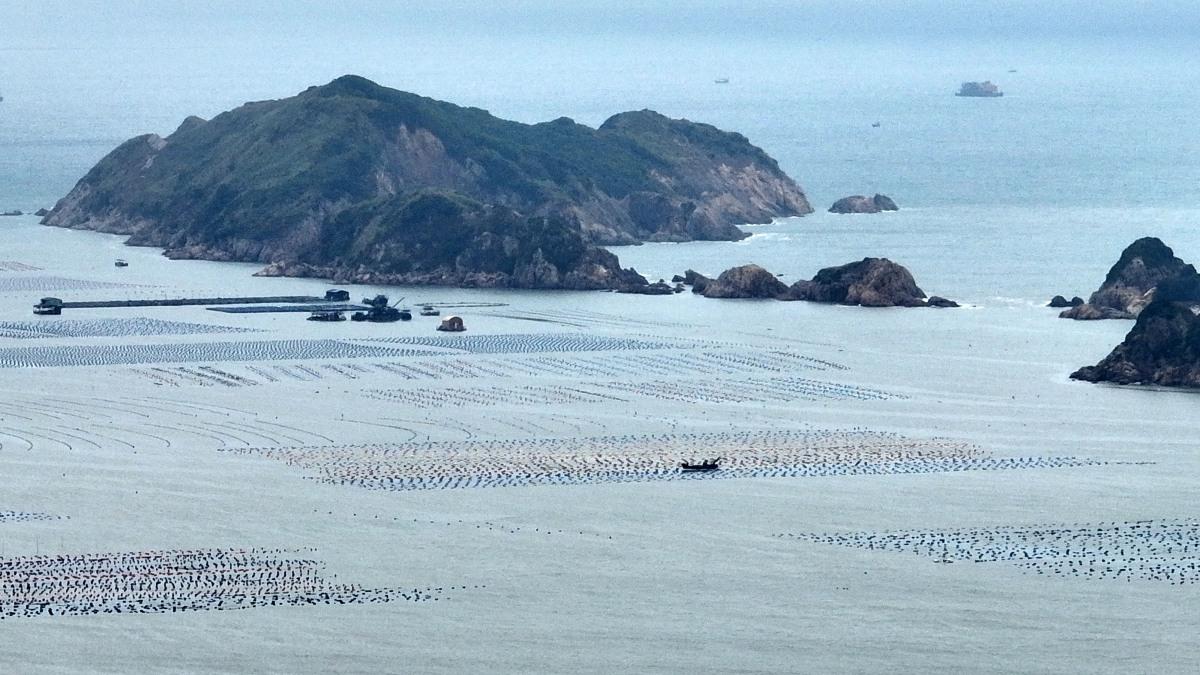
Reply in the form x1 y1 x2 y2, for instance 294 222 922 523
956 81 1003 97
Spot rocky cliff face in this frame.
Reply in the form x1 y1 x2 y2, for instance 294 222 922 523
250 192 648 290
1071 300 1200 387
788 258 932 307
1061 237 1198 319
43 76 812 289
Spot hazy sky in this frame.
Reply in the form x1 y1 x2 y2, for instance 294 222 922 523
5 0 1200 45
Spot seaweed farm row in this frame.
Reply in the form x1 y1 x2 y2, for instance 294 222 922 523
0 339 439 368
219 429 1107 492
0 261 42 272
0 276 142 293
128 350 846 388
362 333 682 354
0 511 62 524
366 374 898 409
781 519 1200 584
0 318 255 339
0 547 468 620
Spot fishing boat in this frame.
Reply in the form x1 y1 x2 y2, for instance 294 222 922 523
714 77 729 84
420 305 440 316
306 310 345 322
114 259 129 267
680 457 722 472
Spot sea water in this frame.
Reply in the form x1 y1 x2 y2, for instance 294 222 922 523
0 6 1199 674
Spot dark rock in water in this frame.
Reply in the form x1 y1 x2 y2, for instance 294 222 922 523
682 269 711 293
0 210 22 217
787 257 929 307
700 264 789 299
672 283 685 293
34 208 49 217
871 194 899 211
618 279 674 295
926 296 960 308
1062 237 1199 319
828 194 899 214
670 274 686 283
1071 300 1200 387
1048 295 1085 308
42 75 813 290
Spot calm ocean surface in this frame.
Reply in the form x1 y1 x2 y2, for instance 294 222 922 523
1 9 1199 674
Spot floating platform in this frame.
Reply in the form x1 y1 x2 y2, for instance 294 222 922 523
34 295 343 315
208 303 369 314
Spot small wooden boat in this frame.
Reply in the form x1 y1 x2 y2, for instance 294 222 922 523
114 259 129 267
307 310 345 322
420 305 440 316
680 457 722 472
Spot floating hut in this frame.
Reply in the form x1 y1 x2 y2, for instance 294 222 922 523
437 316 466 332
33 297 63 315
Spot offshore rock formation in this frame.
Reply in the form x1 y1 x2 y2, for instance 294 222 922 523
699 264 788 299
693 258 953 307
788 257 935 307
1048 295 1085 308
1061 237 1198 320
681 269 711 294
926 296 960 308
42 75 813 289
1071 300 1200 388
828 194 898 214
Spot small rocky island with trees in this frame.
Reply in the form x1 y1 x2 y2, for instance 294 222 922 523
42 75 812 291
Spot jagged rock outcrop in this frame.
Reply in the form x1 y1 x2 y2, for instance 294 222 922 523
33 208 49 217
1071 300 1200 387
927 296 960 308
787 257 936 307
42 75 813 289
680 269 711 293
700 264 789 299
828 194 898 214
1061 237 1199 320
617 279 674 295
1048 295 1085 308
